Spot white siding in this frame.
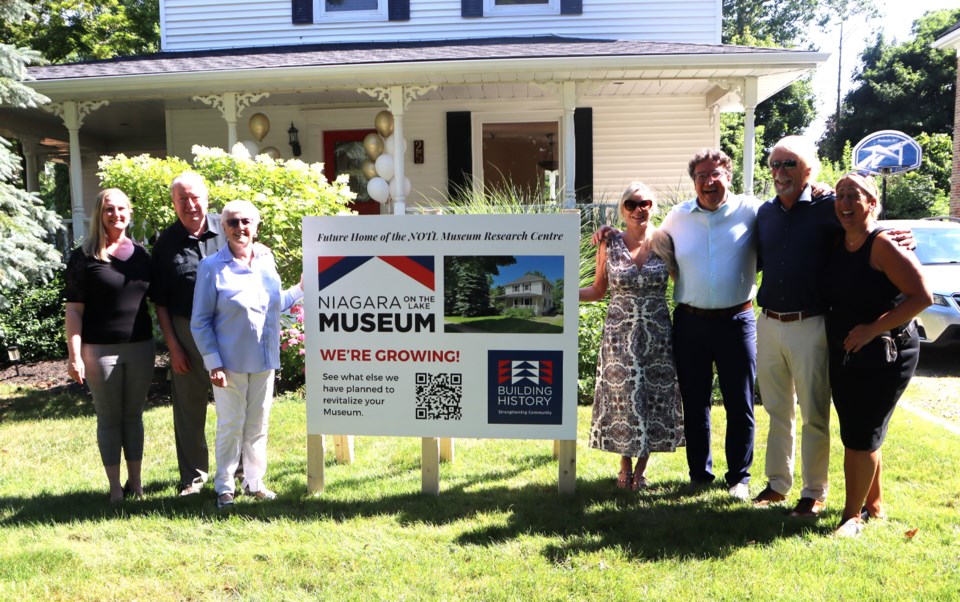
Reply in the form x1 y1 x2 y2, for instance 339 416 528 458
161 0 720 51
166 94 714 209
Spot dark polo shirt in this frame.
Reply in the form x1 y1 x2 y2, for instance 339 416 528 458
756 185 841 314
149 215 225 318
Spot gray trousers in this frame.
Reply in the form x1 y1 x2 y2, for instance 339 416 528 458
171 316 212 487
82 339 155 466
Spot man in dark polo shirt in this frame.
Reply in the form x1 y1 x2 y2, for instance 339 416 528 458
151 172 225 496
752 136 839 517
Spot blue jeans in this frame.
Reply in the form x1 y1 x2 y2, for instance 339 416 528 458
672 308 756 487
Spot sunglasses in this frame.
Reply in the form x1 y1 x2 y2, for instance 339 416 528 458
623 199 653 212
225 217 255 228
769 159 799 170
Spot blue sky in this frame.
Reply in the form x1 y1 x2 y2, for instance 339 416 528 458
490 255 564 286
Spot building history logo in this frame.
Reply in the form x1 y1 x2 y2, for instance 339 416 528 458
487 350 563 425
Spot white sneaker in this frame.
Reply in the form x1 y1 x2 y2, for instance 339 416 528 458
728 483 750 501
834 517 865 538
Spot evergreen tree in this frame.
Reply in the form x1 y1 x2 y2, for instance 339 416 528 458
0 0 64 307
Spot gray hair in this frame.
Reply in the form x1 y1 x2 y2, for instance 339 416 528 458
170 171 208 196
220 199 260 225
770 135 821 181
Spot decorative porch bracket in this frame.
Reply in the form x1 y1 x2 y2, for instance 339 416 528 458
45 100 110 242
191 92 270 150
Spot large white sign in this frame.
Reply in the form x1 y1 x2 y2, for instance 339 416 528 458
303 213 580 439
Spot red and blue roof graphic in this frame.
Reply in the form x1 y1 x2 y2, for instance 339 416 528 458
497 360 553 385
317 256 435 291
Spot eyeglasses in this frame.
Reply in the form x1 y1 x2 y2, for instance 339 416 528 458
694 169 729 183
769 159 799 170
623 199 653 212
225 217 255 228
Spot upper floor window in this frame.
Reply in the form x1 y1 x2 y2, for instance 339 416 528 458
317 0 387 21
483 0 559 17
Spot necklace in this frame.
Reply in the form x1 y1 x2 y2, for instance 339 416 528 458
844 228 870 249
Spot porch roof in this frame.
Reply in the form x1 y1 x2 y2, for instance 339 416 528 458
26 35 826 100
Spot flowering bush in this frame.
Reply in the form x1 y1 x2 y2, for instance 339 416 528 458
278 301 306 391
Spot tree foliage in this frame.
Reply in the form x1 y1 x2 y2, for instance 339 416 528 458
819 8 960 162
0 0 159 63
0 0 64 308
444 256 516 317
99 145 357 284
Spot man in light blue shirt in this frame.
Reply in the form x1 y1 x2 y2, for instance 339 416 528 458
659 148 761 500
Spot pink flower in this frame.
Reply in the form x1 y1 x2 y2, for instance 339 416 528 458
291 304 303 315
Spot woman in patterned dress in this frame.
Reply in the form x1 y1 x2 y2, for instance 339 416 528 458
580 182 684 490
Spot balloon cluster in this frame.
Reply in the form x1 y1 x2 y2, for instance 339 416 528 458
363 110 411 204
235 113 281 159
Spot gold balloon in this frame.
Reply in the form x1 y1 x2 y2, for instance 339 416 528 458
249 113 270 142
363 133 384 160
361 159 378 179
261 146 281 159
374 110 394 138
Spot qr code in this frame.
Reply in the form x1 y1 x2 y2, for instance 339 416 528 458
415 373 463 420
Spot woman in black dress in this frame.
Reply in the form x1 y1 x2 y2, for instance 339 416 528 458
65 189 154 503
822 172 931 537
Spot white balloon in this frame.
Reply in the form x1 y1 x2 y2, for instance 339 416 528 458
375 153 395 181
383 135 407 156
404 177 412 196
367 177 390 204
232 139 259 158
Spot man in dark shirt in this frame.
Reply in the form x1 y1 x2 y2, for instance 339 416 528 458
753 136 838 517
151 172 225 496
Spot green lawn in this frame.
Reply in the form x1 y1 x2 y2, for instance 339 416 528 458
1 379 959 600
444 314 564 333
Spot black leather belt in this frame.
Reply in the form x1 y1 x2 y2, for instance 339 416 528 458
677 301 753 319
761 308 822 322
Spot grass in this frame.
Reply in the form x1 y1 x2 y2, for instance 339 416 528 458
1 378 959 600
444 315 564 334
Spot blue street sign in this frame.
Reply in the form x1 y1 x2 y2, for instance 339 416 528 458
852 130 922 175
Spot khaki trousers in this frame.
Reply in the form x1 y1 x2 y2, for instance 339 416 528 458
756 313 831 501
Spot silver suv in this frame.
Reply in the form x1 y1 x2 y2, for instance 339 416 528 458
881 218 960 347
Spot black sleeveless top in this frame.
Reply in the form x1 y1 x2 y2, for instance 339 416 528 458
822 229 901 343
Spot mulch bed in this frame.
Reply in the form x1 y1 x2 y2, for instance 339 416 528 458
0 354 173 406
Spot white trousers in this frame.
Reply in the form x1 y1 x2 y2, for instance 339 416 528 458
213 369 275 495
756 314 831 501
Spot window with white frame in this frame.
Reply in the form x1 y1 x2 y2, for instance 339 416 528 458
483 0 559 17
317 0 387 21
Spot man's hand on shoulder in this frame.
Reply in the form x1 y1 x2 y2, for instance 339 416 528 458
591 225 619 246
811 182 834 199
886 228 916 251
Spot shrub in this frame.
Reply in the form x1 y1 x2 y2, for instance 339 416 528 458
100 145 356 284
577 301 606 404
0 272 67 362
278 302 306 392
503 307 536 320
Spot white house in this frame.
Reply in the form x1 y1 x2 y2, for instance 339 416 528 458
1 0 828 240
499 273 555 315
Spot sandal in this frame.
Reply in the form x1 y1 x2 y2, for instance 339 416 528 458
860 506 886 521
617 470 633 489
632 473 649 491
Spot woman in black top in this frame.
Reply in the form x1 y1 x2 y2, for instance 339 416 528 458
65 189 154 503
822 172 931 537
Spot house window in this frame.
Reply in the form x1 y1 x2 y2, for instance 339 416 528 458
483 0 559 16
317 0 387 20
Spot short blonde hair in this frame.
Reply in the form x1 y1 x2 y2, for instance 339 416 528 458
618 181 657 215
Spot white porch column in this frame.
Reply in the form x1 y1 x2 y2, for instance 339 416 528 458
359 85 437 216
561 81 577 209
46 100 109 242
19 136 41 193
742 77 759 197
191 92 269 151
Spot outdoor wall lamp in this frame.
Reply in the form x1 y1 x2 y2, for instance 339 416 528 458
6 344 21 376
288 123 302 157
